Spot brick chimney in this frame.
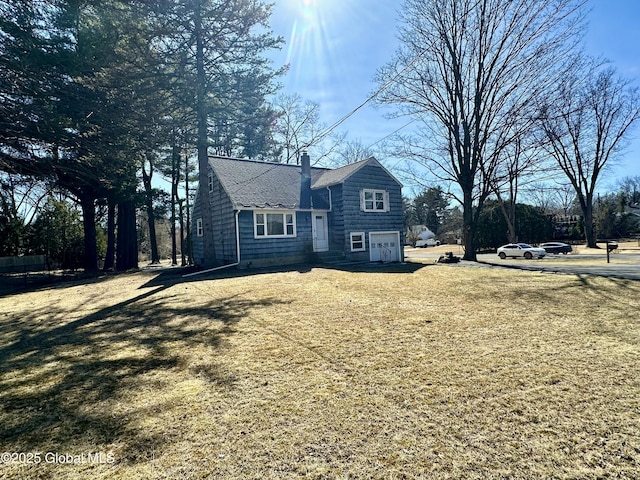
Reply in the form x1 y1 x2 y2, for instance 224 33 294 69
300 151 312 209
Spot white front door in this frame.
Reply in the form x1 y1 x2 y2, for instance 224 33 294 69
313 212 329 252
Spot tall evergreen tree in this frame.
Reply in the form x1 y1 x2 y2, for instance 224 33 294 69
413 187 449 235
1 1 284 270
151 0 284 266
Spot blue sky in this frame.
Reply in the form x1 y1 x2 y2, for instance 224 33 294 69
268 0 640 193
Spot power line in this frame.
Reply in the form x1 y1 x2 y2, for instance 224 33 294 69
312 49 428 146
367 118 417 150
196 51 427 191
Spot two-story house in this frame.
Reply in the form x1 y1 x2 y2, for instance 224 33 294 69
192 153 404 269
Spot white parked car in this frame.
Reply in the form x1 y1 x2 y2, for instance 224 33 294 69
415 238 440 247
497 243 546 260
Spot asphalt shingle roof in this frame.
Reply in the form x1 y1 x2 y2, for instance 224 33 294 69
310 157 376 189
311 157 400 189
209 155 398 210
209 156 328 209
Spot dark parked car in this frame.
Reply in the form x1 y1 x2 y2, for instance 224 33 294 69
540 242 572 254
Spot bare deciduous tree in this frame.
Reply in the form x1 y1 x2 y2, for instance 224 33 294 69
617 176 640 207
273 94 322 164
272 93 345 164
538 60 640 247
524 181 577 217
376 0 585 260
492 138 539 243
330 138 377 167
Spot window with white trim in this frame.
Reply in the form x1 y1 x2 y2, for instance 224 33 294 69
254 211 296 238
208 173 213 192
196 218 203 237
361 189 389 212
350 232 366 252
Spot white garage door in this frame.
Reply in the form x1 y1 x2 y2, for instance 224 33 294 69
369 232 400 263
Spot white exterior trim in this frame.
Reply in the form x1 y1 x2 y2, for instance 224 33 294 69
361 188 390 212
253 210 297 239
312 211 329 252
350 232 366 252
368 231 401 262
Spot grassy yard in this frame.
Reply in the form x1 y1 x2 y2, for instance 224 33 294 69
0 263 639 479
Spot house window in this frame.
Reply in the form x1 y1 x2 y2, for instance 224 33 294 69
362 189 388 212
350 232 366 252
255 211 296 238
208 173 213 192
196 218 203 237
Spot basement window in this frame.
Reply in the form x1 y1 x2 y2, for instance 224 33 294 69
350 232 366 252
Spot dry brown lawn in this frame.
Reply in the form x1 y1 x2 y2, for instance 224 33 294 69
0 263 639 479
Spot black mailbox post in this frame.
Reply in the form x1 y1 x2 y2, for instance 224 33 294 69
606 241 618 263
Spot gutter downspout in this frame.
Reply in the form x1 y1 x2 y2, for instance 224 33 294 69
183 210 241 278
326 186 332 211
235 209 241 265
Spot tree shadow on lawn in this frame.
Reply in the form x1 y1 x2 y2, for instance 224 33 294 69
481 266 640 307
0 269 124 298
1 260 429 298
0 274 287 463
139 260 430 287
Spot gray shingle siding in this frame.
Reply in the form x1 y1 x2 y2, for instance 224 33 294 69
311 188 330 210
340 164 403 260
192 170 238 267
209 171 237 264
237 210 314 266
192 156 403 267
327 184 344 251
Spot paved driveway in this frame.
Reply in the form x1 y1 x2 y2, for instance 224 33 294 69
477 253 640 280
405 247 640 281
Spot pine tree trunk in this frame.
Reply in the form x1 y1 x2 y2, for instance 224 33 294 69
79 191 98 272
194 3 215 267
171 145 179 266
116 200 138 270
178 198 186 266
103 199 116 271
185 153 192 265
141 161 160 264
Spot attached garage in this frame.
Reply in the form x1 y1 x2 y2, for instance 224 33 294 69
369 231 401 263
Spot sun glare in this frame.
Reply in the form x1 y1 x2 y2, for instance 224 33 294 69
285 0 328 66
279 0 372 107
